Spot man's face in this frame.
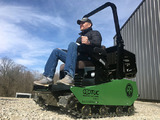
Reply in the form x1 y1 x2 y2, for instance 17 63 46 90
80 22 91 31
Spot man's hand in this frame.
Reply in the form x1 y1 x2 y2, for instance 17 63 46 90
81 36 90 45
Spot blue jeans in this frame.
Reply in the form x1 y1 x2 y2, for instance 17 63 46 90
43 42 78 79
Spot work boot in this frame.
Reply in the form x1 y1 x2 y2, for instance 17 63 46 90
56 75 74 86
34 76 53 86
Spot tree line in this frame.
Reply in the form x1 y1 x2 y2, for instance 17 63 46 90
0 57 41 97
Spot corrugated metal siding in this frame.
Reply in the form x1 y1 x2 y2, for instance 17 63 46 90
120 0 160 100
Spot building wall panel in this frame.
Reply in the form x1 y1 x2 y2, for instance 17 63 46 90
119 0 160 100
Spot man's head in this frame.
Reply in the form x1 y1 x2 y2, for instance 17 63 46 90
77 17 92 31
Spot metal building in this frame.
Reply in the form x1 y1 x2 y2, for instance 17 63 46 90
119 0 160 100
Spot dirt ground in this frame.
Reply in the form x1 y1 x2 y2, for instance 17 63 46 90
0 97 160 120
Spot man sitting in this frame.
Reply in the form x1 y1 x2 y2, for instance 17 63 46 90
34 17 102 86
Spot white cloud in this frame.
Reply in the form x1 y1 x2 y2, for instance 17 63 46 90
0 5 68 70
0 20 27 53
0 19 53 64
0 5 67 28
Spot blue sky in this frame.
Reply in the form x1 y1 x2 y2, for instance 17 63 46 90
0 0 142 73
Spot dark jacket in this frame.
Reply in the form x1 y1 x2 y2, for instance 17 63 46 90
76 27 102 60
76 27 102 47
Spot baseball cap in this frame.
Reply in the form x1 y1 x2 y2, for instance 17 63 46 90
77 17 93 26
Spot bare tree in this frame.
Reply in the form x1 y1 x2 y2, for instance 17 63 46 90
0 57 38 97
0 57 15 77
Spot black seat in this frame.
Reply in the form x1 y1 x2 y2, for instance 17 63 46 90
59 45 137 86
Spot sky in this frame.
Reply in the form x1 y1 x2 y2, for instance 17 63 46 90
0 0 142 73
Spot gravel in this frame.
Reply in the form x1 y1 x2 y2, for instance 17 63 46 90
0 97 160 120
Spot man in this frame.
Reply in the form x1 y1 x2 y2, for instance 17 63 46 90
34 17 102 86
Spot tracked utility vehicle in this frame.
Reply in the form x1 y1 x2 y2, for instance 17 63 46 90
33 2 138 118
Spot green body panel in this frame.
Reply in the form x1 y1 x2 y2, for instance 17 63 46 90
70 79 138 106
